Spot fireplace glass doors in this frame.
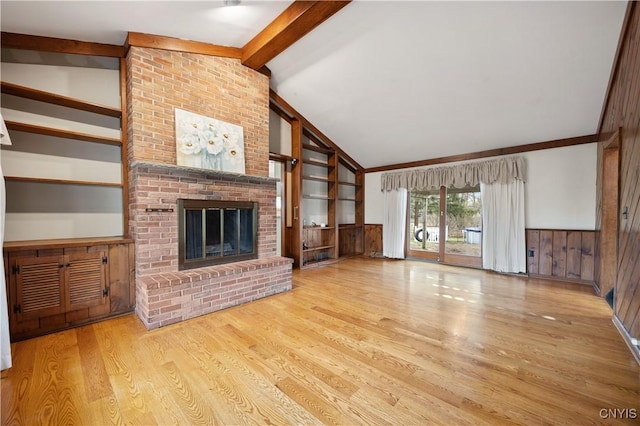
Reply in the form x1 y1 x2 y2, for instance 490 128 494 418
178 199 258 270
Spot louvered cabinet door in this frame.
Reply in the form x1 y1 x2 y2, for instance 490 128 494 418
64 251 108 312
13 255 65 323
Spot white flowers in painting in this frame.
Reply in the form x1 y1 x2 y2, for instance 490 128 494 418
175 108 245 173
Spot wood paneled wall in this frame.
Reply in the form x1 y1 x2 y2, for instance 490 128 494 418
338 226 364 257
598 2 640 339
526 229 595 286
364 224 383 257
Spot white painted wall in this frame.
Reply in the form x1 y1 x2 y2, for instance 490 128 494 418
268 110 291 156
365 171 384 224
365 143 597 230
1 55 123 241
524 143 596 229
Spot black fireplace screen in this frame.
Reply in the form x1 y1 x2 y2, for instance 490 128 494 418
178 199 258 270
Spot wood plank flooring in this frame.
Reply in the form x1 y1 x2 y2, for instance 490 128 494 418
2 257 639 425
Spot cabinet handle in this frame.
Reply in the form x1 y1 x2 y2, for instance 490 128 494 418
294 206 299 221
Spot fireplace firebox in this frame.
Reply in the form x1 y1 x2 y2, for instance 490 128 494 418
178 199 258 270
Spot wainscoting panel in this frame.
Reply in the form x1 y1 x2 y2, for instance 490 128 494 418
526 229 595 285
364 224 383 257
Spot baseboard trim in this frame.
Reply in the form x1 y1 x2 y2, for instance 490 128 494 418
612 314 640 365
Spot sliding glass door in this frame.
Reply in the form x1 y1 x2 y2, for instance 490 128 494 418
408 186 482 267
408 188 441 260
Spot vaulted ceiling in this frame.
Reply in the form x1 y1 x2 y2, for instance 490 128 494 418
0 1 627 169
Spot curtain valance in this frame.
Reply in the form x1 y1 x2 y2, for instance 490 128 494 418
380 156 526 191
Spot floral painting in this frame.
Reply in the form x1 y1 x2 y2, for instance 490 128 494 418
175 108 245 174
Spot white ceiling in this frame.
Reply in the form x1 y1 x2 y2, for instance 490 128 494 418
0 1 628 169
0 1 292 47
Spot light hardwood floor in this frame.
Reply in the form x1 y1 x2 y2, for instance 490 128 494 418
2 257 639 425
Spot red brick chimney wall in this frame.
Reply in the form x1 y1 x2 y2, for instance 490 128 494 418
127 47 270 176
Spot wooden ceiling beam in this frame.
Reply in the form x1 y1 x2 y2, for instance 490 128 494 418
125 32 242 59
242 1 350 71
1 32 124 57
365 134 599 173
597 1 637 138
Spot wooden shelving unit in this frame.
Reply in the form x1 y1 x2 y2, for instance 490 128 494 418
271 90 365 269
299 137 338 268
337 157 364 257
1 44 127 242
0 34 135 340
1 35 131 341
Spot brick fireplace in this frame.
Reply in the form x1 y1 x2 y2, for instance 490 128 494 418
127 46 292 330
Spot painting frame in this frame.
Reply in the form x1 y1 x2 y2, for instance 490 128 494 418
175 108 245 174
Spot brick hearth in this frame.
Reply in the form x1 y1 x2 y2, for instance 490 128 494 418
136 256 292 329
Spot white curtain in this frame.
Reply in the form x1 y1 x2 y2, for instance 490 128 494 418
383 188 407 259
481 180 526 274
1 114 12 371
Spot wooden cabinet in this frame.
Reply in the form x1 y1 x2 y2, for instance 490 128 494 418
64 251 109 313
303 226 336 266
338 225 364 257
13 251 108 323
4 237 134 341
12 255 66 325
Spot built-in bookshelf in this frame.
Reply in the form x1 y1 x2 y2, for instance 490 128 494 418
1 48 126 242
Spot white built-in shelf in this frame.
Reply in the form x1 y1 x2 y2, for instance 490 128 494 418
304 158 331 168
303 175 330 182
1 81 121 117
5 121 121 146
302 143 333 155
303 195 334 200
338 181 360 187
